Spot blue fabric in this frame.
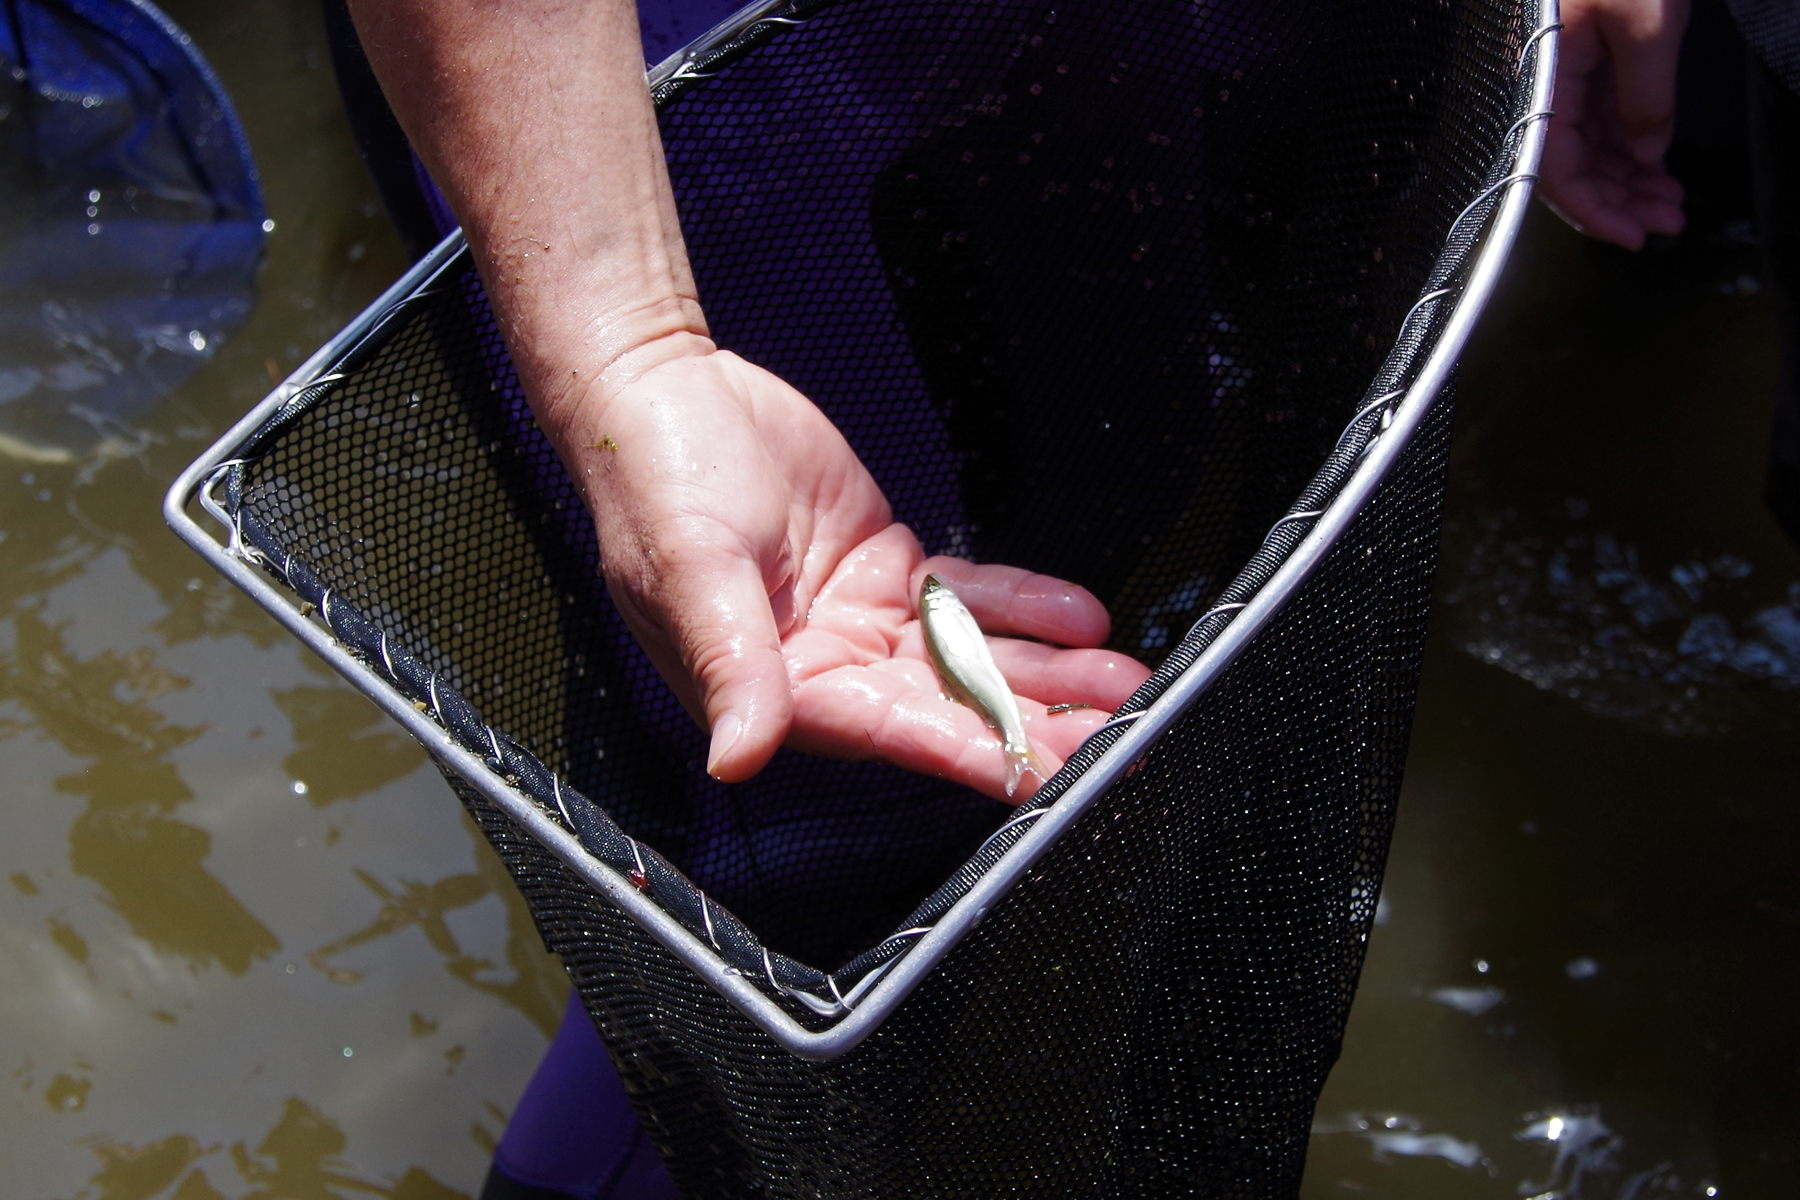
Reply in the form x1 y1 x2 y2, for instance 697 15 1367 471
0 0 263 459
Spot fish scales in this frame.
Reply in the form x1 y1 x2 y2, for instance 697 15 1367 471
919 573 1044 797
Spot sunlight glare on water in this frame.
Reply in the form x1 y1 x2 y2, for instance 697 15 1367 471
1303 198 1800 1196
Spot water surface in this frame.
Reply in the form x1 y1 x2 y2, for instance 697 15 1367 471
1304 207 1800 1197
1 2 1795 1197
2 2 563 1196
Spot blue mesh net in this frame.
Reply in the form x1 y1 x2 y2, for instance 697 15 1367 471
0 0 263 461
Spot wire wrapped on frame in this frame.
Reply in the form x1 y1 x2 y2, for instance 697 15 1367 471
192 4 1560 1024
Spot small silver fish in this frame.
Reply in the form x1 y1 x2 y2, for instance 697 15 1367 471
919 573 1045 797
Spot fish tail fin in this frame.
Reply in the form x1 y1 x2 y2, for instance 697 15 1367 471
1003 747 1049 800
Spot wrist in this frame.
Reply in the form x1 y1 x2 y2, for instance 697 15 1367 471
529 317 720 451
490 270 714 420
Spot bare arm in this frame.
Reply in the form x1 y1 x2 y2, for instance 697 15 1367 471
346 0 878 783
347 0 701 387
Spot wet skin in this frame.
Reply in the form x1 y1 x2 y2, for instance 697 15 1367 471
778 529 1149 803
557 348 1150 804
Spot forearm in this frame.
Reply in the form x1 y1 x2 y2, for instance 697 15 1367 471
345 0 709 432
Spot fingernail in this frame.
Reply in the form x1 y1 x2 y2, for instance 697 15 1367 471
706 713 743 778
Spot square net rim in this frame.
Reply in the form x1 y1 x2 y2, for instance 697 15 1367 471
162 0 1560 1061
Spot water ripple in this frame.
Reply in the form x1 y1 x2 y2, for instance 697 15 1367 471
1438 507 1800 735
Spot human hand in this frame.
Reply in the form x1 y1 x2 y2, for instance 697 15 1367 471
552 339 1150 799
550 337 890 782
782 527 1153 803
1538 0 1688 249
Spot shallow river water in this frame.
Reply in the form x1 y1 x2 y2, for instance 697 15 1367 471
2 2 1796 1198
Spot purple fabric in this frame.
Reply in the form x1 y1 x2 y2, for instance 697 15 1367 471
411 0 1012 960
492 991 682 1199
637 0 741 65
408 0 1022 1190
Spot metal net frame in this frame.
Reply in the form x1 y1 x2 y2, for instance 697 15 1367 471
169 0 1556 1192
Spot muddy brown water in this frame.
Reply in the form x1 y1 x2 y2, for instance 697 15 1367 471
2 2 1796 1197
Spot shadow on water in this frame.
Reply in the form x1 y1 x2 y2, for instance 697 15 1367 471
3 606 277 973
305 858 568 1038
272 687 426 810
69 1098 468 1200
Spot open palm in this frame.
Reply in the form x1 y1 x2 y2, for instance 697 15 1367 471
552 345 1149 802
784 527 1153 802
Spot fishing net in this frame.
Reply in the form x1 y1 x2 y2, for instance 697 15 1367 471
1 0 265 461
171 0 1554 1192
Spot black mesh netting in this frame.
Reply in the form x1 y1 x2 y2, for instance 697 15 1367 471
209 0 1541 1192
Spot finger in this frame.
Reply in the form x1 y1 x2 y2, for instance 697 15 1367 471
1553 179 1649 249
1548 153 1687 249
987 642 1152 709
790 666 1065 804
1624 193 1686 237
1537 140 1655 249
1601 0 1687 163
1538 118 1597 234
889 619 1150 708
911 557 1112 646
1537 4 1688 251
630 541 796 782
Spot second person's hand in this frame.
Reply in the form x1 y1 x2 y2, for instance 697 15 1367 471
1539 0 1689 249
